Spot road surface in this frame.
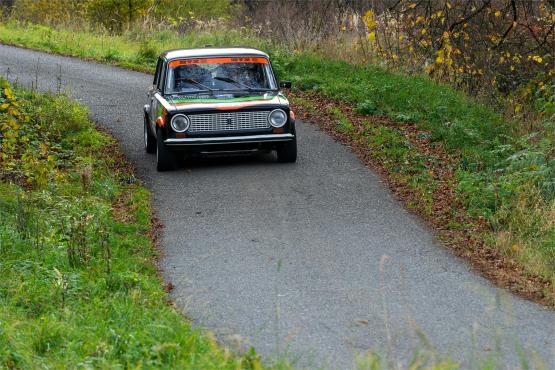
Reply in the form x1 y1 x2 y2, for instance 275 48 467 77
1 45 553 369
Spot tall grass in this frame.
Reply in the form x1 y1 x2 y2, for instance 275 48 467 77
0 81 269 368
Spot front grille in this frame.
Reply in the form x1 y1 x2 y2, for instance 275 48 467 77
188 111 271 132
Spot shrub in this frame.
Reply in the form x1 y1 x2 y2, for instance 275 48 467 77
365 1 554 110
135 41 158 66
86 0 152 33
355 99 379 115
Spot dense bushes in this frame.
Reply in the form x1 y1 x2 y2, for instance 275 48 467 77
366 1 554 117
4 0 234 33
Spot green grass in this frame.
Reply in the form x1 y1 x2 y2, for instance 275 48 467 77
0 18 553 298
0 80 267 368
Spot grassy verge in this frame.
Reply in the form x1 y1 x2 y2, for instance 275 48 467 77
0 20 553 305
0 79 265 368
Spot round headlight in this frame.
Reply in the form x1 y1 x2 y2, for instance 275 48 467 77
268 109 287 128
170 114 190 133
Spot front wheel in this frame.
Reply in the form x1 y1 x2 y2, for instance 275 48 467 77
144 116 156 154
156 129 177 172
276 139 297 163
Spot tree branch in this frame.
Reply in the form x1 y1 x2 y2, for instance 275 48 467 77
493 0 518 48
448 0 492 32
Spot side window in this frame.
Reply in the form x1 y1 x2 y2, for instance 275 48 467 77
156 60 166 92
153 58 162 86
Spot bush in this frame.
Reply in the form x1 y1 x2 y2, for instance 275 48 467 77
9 0 87 26
355 99 379 115
86 0 152 33
135 41 158 66
365 1 554 111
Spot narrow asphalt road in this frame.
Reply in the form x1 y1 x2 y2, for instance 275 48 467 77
1 45 553 369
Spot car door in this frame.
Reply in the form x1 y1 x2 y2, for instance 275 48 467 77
148 58 165 135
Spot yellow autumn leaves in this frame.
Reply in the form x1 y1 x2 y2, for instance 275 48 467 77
0 80 25 164
435 31 456 67
529 55 543 64
363 10 376 42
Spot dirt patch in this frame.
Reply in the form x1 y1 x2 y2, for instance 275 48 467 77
290 91 554 308
111 189 136 224
0 169 29 189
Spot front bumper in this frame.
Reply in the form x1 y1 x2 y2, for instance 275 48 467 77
164 133 295 147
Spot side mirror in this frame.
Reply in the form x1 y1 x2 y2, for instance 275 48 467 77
279 80 292 89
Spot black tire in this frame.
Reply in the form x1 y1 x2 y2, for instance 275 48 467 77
144 116 156 154
276 138 297 163
156 129 177 172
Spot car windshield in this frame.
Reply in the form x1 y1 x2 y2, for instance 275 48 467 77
165 57 276 94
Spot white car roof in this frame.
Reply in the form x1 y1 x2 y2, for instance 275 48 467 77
162 48 269 60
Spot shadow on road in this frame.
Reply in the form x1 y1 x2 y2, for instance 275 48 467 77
179 151 281 170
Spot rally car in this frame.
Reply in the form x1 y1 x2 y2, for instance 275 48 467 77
144 47 296 171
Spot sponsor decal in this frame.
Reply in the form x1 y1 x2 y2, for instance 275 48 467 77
157 94 287 112
169 57 268 68
156 105 167 127
169 57 269 68
169 95 269 104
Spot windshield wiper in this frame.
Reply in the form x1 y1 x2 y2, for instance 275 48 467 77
179 78 214 92
213 76 256 90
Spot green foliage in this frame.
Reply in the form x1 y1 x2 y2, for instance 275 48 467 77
366 125 420 170
0 79 24 165
273 52 554 203
9 0 87 26
8 0 234 35
135 40 159 67
355 99 379 115
275 53 507 158
0 82 269 368
86 0 152 33
151 0 234 22
327 106 355 134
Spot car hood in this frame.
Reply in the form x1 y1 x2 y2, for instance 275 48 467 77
165 92 289 111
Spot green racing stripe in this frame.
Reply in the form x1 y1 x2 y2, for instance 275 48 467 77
168 95 270 104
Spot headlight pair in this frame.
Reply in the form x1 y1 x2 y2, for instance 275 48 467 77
170 109 288 132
